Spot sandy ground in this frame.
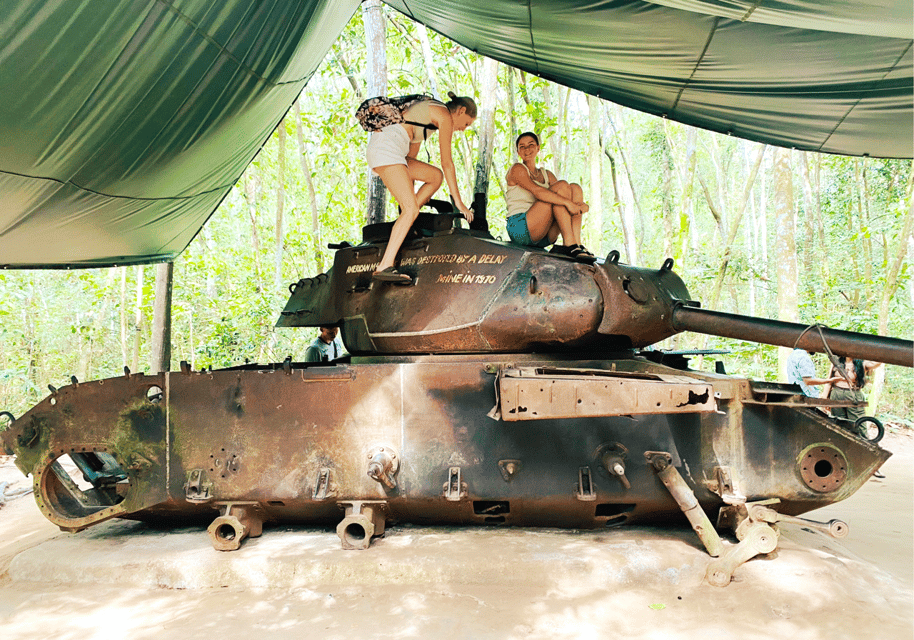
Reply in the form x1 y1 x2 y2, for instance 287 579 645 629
0 431 911 640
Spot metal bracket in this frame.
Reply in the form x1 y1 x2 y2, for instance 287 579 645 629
313 467 332 500
576 466 597 501
184 469 213 503
444 466 467 501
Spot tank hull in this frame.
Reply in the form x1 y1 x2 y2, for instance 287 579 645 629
2 354 889 536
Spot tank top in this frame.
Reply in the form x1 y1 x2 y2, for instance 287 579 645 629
401 100 439 144
505 164 550 216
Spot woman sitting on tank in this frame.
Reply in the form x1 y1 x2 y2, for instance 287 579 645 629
504 131 595 263
367 91 477 283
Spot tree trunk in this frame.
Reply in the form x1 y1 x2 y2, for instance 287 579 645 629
773 148 798 380
417 25 440 99
661 121 695 262
506 67 517 139
603 147 630 261
707 144 766 310
586 96 603 251
274 115 286 289
859 159 874 307
799 152 817 301
541 84 563 176
608 106 641 262
243 172 264 292
294 99 324 271
332 48 362 98
150 261 173 374
363 0 388 224
120 267 128 366
132 265 144 372
869 166 914 412
473 57 498 221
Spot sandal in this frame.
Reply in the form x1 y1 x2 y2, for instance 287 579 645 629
372 267 412 284
569 244 597 264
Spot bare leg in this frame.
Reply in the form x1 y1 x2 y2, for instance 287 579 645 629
373 164 420 274
407 157 443 208
569 183 585 246
526 200 573 245
549 181 580 246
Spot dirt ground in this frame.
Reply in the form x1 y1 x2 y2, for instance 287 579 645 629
0 431 911 640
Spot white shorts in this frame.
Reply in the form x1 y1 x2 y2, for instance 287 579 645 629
366 124 410 175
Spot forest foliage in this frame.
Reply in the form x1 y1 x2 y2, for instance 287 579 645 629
1 7 912 423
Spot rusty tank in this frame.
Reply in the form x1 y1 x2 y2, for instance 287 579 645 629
2 210 911 585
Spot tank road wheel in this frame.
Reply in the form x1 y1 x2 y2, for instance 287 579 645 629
854 416 884 444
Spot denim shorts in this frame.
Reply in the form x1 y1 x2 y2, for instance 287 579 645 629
506 212 551 248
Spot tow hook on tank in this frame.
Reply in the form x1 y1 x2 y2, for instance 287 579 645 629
337 500 388 550
366 445 400 491
707 498 849 587
207 502 263 551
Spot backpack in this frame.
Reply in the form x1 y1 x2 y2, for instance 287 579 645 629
355 93 442 134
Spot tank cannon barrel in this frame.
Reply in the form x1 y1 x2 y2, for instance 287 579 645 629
670 305 913 368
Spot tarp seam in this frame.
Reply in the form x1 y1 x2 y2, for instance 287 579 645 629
127 2 277 168
670 16 720 114
739 0 764 22
818 40 913 153
397 0 418 21
156 1 321 87
527 0 540 75
158 0 278 86
0 168 234 202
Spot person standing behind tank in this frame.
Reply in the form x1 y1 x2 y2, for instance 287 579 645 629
822 356 883 422
367 92 477 284
305 326 343 363
504 132 596 263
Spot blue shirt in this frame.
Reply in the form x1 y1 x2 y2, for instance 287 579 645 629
305 336 343 362
786 349 818 397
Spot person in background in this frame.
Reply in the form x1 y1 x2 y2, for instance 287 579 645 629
504 131 595 263
823 356 883 421
786 348 842 397
367 91 477 283
823 356 886 478
305 326 343 363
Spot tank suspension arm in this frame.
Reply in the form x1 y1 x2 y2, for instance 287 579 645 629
671 305 913 368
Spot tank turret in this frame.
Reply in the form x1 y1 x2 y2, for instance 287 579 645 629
279 213 912 366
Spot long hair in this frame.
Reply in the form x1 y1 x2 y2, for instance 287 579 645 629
835 356 867 389
851 358 866 389
445 91 477 117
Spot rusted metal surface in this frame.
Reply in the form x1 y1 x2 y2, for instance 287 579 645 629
277 229 913 366
497 367 716 421
0 353 891 552
672 305 913 368
646 451 722 557
708 497 848 586
208 502 263 551
0 229 905 570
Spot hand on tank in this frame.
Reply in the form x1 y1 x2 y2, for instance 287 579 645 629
457 202 474 223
